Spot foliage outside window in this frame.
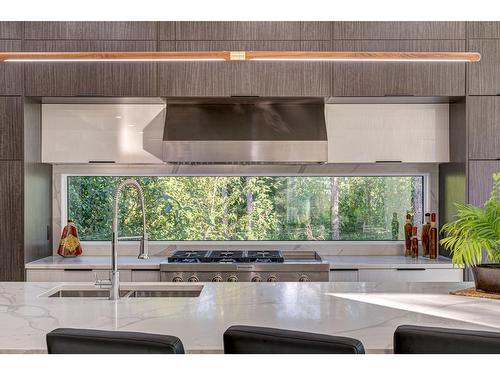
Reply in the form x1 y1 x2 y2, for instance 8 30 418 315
67 176 424 241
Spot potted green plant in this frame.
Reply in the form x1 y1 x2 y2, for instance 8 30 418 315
440 172 500 293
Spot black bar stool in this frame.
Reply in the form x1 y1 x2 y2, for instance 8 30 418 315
394 325 500 354
223 325 365 354
46 328 185 354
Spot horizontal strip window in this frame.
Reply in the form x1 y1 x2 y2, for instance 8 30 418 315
66 175 424 242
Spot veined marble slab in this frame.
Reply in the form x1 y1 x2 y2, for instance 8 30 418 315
0 281 498 354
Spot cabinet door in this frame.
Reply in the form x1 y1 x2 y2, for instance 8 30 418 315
0 161 23 281
329 270 359 282
333 21 465 39
333 40 465 96
24 40 158 96
131 270 160 282
0 97 22 160
24 21 157 40
326 103 449 163
358 268 463 282
0 40 23 95
468 161 500 206
467 97 500 159
467 22 500 38
26 269 132 282
468 39 500 95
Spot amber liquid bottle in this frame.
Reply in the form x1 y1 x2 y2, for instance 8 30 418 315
429 212 438 259
411 226 419 258
421 213 431 257
404 213 413 257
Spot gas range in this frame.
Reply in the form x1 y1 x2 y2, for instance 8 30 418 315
160 250 329 282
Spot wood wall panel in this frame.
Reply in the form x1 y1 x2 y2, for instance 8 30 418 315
468 161 500 206
0 40 24 95
467 97 500 160
0 160 23 281
24 21 157 40
0 97 22 160
468 39 500 95
468 22 500 38
333 21 466 39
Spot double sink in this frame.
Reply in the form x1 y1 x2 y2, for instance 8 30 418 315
42 283 203 299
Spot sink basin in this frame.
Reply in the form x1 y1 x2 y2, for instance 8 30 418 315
43 284 203 298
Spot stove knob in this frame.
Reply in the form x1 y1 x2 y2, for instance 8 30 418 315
212 275 223 282
172 276 183 282
188 275 199 282
227 275 238 282
251 275 262 282
298 274 310 282
267 275 278 282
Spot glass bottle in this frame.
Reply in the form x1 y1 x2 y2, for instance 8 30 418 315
421 213 431 257
404 213 413 257
429 212 438 259
411 226 419 258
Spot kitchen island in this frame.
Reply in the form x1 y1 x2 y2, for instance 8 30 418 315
1 281 499 354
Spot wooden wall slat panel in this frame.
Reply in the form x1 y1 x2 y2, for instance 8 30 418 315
0 160 23 281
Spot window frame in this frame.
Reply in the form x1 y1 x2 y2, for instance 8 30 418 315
59 168 430 246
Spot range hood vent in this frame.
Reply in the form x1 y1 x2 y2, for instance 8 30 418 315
146 97 328 165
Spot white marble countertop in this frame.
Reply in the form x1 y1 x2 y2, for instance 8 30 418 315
0 281 498 354
325 255 457 269
25 255 456 270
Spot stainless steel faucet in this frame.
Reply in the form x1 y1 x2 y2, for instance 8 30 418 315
96 178 149 300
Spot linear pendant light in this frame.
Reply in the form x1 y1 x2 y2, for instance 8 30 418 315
0 51 481 63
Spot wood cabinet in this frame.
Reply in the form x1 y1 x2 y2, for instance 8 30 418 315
468 22 500 38
159 41 332 96
0 97 22 160
0 161 23 281
467 97 500 159
24 21 157 40
333 21 465 39
0 22 23 39
468 39 500 95
0 40 23 95
468 161 500 206
23 40 158 96
329 270 359 282
332 40 465 96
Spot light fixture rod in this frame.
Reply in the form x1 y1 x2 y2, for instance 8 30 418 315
0 51 481 63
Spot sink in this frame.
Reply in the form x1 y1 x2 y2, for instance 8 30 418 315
43 284 203 298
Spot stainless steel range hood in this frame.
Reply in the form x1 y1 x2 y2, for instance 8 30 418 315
145 97 328 165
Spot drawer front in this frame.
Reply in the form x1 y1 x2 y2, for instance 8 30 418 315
131 270 160 282
329 270 359 282
358 268 463 282
26 269 132 282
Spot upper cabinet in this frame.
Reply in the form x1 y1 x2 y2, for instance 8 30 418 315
23 40 158 97
468 39 500 95
467 97 500 159
325 103 450 163
467 22 500 38
24 21 157 40
0 40 23 95
41 103 165 164
468 161 500 206
158 40 332 97
332 40 466 96
333 21 465 39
